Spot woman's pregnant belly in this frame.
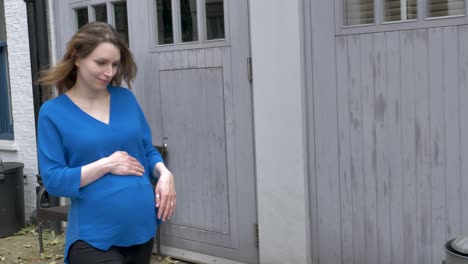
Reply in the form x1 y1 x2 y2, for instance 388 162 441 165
76 174 156 241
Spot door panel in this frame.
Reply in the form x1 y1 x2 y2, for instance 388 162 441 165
159 68 231 244
133 0 256 263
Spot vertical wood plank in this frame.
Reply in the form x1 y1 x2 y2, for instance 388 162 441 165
194 69 208 231
311 0 342 261
360 33 378 264
443 26 461 242
220 46 237 249
202 71 211 233
459 25 468 236
400 29 417 264
413 28 432 264
179 69 199 229
304 1 319 262
428 27 446 264
373 32 392 264
138 53 163 144
213 47 223 67
205 48 214 67
348 34 366 264
165 51 175 70
180 50 189 69
386 31 405 264
207 68 230 234
188 49 197 68
159 70 184 225
336 35 354 264
158 52 166 71
197 48 206 68
173 50 181 69
309 0 342 260
198 69 209 232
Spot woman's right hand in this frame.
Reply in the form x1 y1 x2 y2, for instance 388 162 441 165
106 151 145 176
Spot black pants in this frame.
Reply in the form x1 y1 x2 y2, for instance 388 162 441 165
68 238 154 264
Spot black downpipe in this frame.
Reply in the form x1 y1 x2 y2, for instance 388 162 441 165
24 0 61 233
24 0 49 133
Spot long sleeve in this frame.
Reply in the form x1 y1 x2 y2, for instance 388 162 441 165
37 104 82 198
134 95 164 178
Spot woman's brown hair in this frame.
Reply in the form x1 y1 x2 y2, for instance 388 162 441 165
37 22 137 94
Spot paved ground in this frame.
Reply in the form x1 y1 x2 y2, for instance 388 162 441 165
0 225 188 264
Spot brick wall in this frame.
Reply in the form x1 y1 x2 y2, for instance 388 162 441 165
0 0 37 221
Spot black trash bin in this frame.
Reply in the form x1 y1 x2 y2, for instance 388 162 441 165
0 160 25 238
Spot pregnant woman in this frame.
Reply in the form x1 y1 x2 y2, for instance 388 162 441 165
37 22 176 264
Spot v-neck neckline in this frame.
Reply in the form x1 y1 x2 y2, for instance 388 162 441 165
63 87 113 126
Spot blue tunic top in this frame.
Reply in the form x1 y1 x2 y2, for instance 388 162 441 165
37 86 163 263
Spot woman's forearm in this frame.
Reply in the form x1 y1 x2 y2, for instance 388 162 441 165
155 162 169 173
80 157 112 187
153 162 170 179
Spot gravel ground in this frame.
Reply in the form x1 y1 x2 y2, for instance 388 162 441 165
0 225 187 264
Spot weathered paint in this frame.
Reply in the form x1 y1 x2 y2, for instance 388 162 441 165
307 13 468 263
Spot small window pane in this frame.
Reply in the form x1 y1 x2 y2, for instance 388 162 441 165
206 0 224 40
113 2 129 45
0 0 6 43
344 0 375 25
428 0 465 17
156 0 173 44
0 45 13 140
94 4 107 23
384 0 417 21
76 7 89 29
180 0 198 42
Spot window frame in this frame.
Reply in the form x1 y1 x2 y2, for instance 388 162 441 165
205 0 226 40
91 3 108 23
73 5 89 30
0 42 14 140
71 0 129 45
336 0 468 35
148 0 230 53
179 0 201 43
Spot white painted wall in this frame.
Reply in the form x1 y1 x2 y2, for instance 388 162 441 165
0 0 37 221
249 1 311 263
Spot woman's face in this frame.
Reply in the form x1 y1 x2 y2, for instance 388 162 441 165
75 42 121 91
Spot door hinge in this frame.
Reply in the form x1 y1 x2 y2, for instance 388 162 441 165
247 57 253 82
254 223 259 248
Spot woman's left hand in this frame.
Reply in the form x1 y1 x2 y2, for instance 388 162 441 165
154 164 176 222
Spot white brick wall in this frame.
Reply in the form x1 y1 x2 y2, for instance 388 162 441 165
0 0 37 221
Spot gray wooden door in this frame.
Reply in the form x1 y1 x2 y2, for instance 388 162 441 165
52 0 257 263
306 0 468 263
129 1 257 263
